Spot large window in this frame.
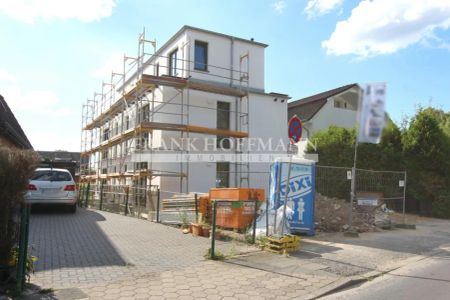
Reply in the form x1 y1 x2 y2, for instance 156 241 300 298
217 101 231 149
194 41 208 71
169 49 178 76
216 162 230 188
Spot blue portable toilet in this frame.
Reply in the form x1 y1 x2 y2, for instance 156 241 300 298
269 157 316 236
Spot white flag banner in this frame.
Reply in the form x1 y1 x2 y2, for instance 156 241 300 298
358 83 386 144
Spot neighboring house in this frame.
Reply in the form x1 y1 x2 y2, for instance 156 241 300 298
288 84 360 159
0 94 33 149
80 26 289 196
38 151 81 179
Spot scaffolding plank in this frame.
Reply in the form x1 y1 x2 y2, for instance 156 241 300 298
187 125 248 138
83 79 155 130
84 74 247 131
140 121 248 138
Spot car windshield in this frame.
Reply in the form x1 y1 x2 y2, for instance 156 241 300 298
32 170 72 182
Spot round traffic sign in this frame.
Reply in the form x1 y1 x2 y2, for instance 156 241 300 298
288 115 302 143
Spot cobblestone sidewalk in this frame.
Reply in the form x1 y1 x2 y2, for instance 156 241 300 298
28 208 341 299
78 260 338 300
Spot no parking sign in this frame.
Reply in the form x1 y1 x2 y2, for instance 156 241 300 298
288 115 303 143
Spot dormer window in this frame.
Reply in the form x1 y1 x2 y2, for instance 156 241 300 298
334 99 348 109
194 41 208 71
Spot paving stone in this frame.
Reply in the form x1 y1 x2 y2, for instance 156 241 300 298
28 208 340 300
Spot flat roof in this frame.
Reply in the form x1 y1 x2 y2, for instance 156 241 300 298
146 25 268 65
182 25 268 48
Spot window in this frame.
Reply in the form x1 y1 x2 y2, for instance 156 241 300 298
141 104 150 122
103 128 110 142
135 162 148 170
169 49 178 76
334 99 348 109
125 115 130 130
216 162 230 188
32 170 72 182
155 63 160 76
194 41 208 71
217 101 231 149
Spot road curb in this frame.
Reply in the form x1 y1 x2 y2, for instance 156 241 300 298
304 276 369 299
304 250 444 299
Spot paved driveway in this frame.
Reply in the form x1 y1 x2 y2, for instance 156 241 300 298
28 208 338 299
29 208 228 288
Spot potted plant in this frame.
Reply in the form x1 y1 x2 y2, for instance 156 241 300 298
191 223 203 236
209 229 221 240
179 210 190 234
201 224 211 237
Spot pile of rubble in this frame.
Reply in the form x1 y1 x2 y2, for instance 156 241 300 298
314 193 392 233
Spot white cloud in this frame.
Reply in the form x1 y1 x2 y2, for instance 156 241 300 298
304 0 343 19
0 0 116 23
0 73 71 116
322 0 450 58
26 131 80 151
91 52 124 80
272 1 287 14
0 69 16 82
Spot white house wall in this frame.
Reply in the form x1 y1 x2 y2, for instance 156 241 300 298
310 99 358 134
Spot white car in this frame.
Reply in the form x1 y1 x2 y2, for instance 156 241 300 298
26 168 78 213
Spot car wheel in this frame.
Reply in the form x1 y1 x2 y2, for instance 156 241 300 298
69 204 77 213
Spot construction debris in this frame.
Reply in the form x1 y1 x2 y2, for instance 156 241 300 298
315 193 392 233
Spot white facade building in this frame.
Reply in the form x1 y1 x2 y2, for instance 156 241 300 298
80 26 289 197
288 84 360 158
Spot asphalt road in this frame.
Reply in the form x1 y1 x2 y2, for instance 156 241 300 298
323 253 450 300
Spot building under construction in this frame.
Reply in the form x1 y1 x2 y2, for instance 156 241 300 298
80 26 289 198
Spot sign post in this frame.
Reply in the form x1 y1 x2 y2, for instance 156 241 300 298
280 115 303 235
348 83 386 235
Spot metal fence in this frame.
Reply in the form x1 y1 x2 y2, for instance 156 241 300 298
77 183 203 225
2 203 31 293
316 165 406 210
209 200 259 260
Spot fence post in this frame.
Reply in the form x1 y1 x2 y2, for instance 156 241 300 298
194 193 199 222
124 186 129 216
403 171 407 224
16 204 30 292
99 182 104 211
156 188 161 223
252 200 258 244
84 182 90 208
77 184 83 206
211 201 217 259
147 187 152 221
265 200 269 237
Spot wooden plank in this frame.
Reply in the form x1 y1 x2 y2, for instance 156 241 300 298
187 125 248 138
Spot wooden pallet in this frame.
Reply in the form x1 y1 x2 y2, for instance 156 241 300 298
265 235 300 254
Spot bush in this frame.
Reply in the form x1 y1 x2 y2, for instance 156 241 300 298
0 147 38 273
307 107 450 218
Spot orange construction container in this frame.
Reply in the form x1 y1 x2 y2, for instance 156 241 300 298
209 188 265 230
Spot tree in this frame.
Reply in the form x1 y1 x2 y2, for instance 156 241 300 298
402 108 450 216
402 109 450 176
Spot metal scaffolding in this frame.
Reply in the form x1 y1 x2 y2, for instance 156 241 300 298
80 29 251 194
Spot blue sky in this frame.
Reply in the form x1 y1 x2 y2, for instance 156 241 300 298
0 0 449 151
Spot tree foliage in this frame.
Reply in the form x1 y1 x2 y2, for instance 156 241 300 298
307 107 450 218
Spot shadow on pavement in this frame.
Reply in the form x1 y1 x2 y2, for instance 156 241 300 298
29 207 127 271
